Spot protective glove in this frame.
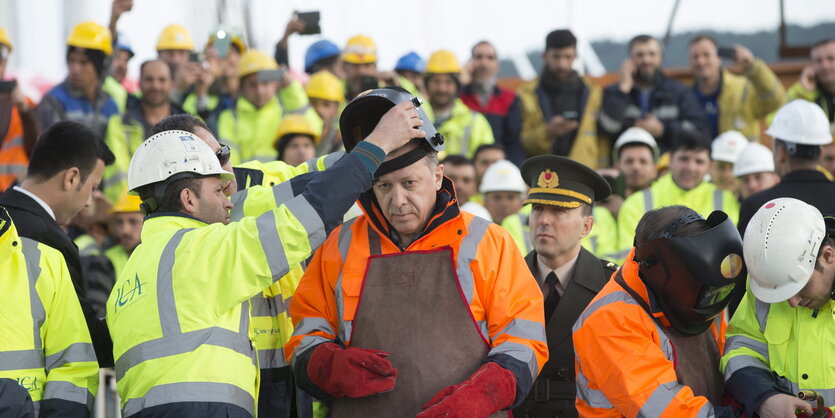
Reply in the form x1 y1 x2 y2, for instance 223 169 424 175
797 408 834 418
417 362 516 418
307 342 397 398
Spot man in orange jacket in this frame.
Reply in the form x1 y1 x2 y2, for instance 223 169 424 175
572 205 745 418
286 87 548 418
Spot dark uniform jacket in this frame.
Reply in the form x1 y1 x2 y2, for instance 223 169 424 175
0 188 113 366
513 247 617 418
738 170 835 236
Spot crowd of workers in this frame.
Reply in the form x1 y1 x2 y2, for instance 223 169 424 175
1 1 835 417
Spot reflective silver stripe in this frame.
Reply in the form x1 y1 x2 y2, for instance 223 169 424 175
598 110 623 134
0 163 28 175
291 317 338 358
0 349 43 371
114 326 254 380
642 189 654 213
22 238 44 349
284 195 327 253
653 105 679 119
122 381 255 417
104 171 128 187
456 216 491 304
476 320 490 342
238 302 249 335
255 210 289 280
696 403 716 418
572 290 637 332
488 341 538 383
157 229 191 336
713 189 723 212
250 294 286 318
494 319 546 344
334 219 357 343
724 354 770 380
322 151 344 169
725 335 768 358
42 380 92 409
258 348 288 369
306 157 318 173
45 343 96 373
229 188 249 222
637 380 683 418
2 135 23 148
605 248 632 261
624 105 643 119
460 112 477 156
755 299 770 333
576 367 614 409
31 400 40 416
589 236 599 254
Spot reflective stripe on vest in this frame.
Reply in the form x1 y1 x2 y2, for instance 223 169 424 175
23 239 45 350
643 189 654 213
713 189 723 212
459 111 477 156
115 229 257 413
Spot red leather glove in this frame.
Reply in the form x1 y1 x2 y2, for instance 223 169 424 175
417 362 516 418
307 342 397 398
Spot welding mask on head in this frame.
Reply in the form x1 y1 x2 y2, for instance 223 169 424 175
634 211 746 335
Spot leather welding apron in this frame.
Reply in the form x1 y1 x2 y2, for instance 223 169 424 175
331 248 505 418
665 327 724 404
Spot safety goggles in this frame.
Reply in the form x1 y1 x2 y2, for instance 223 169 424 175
216 143 231 166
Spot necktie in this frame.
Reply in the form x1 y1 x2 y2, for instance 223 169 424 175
544 271 560 321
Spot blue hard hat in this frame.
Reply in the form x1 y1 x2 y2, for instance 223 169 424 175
394 51 425 73
304 40 340 73
115 32 134 57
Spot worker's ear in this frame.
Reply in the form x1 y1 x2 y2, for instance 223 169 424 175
580 208 594 239
179 187 198 215
434 162 444 191
62 167 82 192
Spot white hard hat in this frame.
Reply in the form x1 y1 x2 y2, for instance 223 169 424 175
613 127 659 160
743 198 827 303
479 160 527 194
765 100 832 145
128 130 234 193
460 201 493 222
711 130 748 163
733 143 775 177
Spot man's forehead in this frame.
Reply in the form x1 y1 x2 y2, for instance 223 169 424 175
377 160 430 182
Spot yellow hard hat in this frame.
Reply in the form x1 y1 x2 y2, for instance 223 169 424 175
274 115 320 148
156 24 194 51
109 193 142 213
656 152 670 175
305 70 344 103
67 22 112 56
342 35 377 64
206 28 247 54
0 28 12 51
237 49 279 79
426 50 461 74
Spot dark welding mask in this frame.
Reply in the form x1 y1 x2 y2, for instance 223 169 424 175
339 87 444 177
634 211 746 336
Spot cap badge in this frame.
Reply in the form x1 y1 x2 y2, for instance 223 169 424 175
537 169 559 188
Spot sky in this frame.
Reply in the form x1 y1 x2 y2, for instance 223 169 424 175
1 0 833 92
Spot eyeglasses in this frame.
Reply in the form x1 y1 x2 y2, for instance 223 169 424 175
216 144 231 166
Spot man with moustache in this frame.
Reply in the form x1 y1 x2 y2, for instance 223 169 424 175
512 155 616 418
102 59 187 202
460 41 525 165
599 34 709 153
518 30 607 168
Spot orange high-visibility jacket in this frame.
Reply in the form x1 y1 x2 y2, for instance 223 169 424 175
0 99 34 191
572 249 727 418
286 177 548 406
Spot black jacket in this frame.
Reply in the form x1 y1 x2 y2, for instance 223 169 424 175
599 74 709 153
0 188 113 366
513 247 617 418
738 170 835 236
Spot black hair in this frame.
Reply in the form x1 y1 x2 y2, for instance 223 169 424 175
774 138 822 161
473 144 505 161
812 38 835 50
151 176 203 213
471 40 496 56
688 34 718 48
628 34 659 53
310 55 340 74
151 114 210 136
440 155 474 167
545 29 577 50
27 121 115 183
671 129 712 155
66 46 107 78
617 142 656 161
139 59 172 79
634 205 710 246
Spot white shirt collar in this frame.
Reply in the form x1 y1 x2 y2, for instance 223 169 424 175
13 186 56 221
536 252 581 296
